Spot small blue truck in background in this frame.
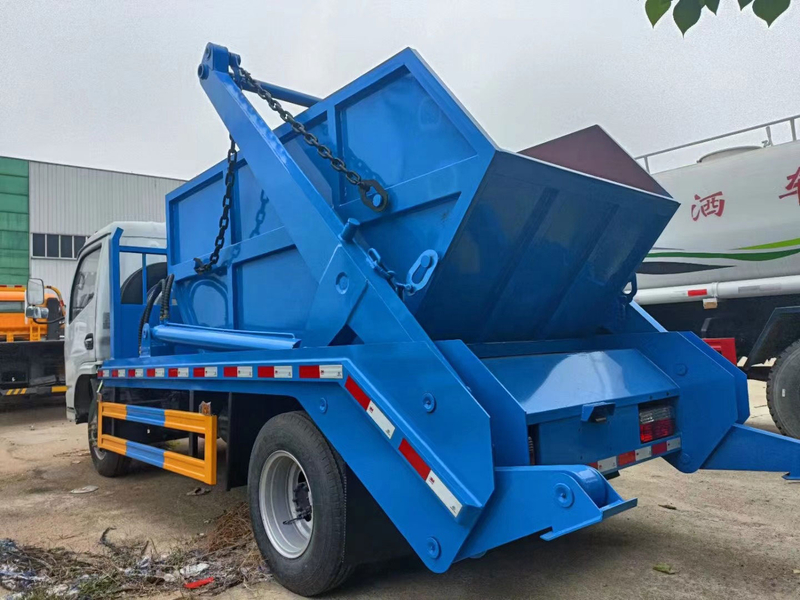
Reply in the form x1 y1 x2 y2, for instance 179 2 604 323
53 43 800 596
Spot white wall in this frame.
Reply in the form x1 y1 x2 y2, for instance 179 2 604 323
27 161 183 305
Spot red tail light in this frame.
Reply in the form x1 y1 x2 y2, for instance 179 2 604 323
639 404 675 443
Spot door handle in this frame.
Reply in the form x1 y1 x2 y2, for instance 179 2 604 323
84 333 94 350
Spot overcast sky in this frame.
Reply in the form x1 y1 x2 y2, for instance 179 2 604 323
1 1 797 179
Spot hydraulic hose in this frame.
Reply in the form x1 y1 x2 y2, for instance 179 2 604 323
160 273 175 321
137 279 165 353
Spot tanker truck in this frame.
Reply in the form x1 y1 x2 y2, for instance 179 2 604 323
630 120 800 440
44 44 800 596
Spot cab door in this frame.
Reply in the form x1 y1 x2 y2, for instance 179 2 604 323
65 245 102 391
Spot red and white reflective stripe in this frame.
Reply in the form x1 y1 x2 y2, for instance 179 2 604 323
99 369 107 378
344 377 395 439
154 367 165 378
258 365 293 379
398 439 462 517
167 367 189 378
192 366 218 378
687 288 707 297
134 368 144 378
114 369 125 378
299 364 343 379
590 437 681 473
223 366 253 378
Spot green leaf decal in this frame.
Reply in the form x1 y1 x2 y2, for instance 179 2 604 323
646 0 673 25
753 0 790 25
673 0 703 33
704 0 721 12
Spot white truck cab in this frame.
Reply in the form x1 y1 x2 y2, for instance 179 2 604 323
64 221 165 422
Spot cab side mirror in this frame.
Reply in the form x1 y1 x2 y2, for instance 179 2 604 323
26 278 45 306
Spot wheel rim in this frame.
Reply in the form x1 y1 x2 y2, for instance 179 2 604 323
259 450 313 558
88 408 106 460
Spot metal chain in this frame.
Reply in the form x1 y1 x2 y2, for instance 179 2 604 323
193 136 238 274
194 61 389 275
237 67 388 212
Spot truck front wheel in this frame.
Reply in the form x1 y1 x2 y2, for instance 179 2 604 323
248 411 353 596
767 339 800 439
88 396 130 477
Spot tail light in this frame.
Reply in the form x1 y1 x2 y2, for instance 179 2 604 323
639 404 675 443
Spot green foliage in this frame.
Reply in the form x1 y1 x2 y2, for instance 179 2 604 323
646 0 791 32
673 0 703 33
753 0 791 24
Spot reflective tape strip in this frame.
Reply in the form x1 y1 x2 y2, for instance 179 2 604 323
192 366 218 378
127 369 136 378
134 368 144 378
597 457 618 472
425 471 462 518
366 401 395 439
652 441 668 455
115 369 125 378
398 439 461 517
146 368 156 377
344 377 395 438
299 365 342 379
223 366 253 378
177 367 189 378
154 368 165 378
258 365 293 379
592 437 682 473
618 450 636 467
319 365 343 379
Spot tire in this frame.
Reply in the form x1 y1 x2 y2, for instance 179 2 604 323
248 411 353 596
766 339 800 439
88 395 130 477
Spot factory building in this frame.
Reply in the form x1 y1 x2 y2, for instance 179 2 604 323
0 156 183 304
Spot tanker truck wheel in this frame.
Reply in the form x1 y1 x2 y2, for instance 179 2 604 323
248 411 353 596
88 396 130 477
766 339 800 439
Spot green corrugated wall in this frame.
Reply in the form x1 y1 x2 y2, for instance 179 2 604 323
0 157 29 285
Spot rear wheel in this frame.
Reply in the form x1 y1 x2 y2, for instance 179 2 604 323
766 339 800 439
248 411 353 596
88 395 130 477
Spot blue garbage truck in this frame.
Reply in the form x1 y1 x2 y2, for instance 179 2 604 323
74 44 800 596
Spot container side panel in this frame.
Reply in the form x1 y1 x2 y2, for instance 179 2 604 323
232 165 283 243
176 269 231 329
283 118 336 207
359 194 459 276
235 248 316 333
416 152 677 342
172 170 228 265
339 69 477 205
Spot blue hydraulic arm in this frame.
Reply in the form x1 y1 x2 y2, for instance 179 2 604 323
197 44 435 348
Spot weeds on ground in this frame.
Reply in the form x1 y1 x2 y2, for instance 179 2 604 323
0 502 268 599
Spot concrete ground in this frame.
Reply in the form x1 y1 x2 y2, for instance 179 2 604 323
1 381 799 599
